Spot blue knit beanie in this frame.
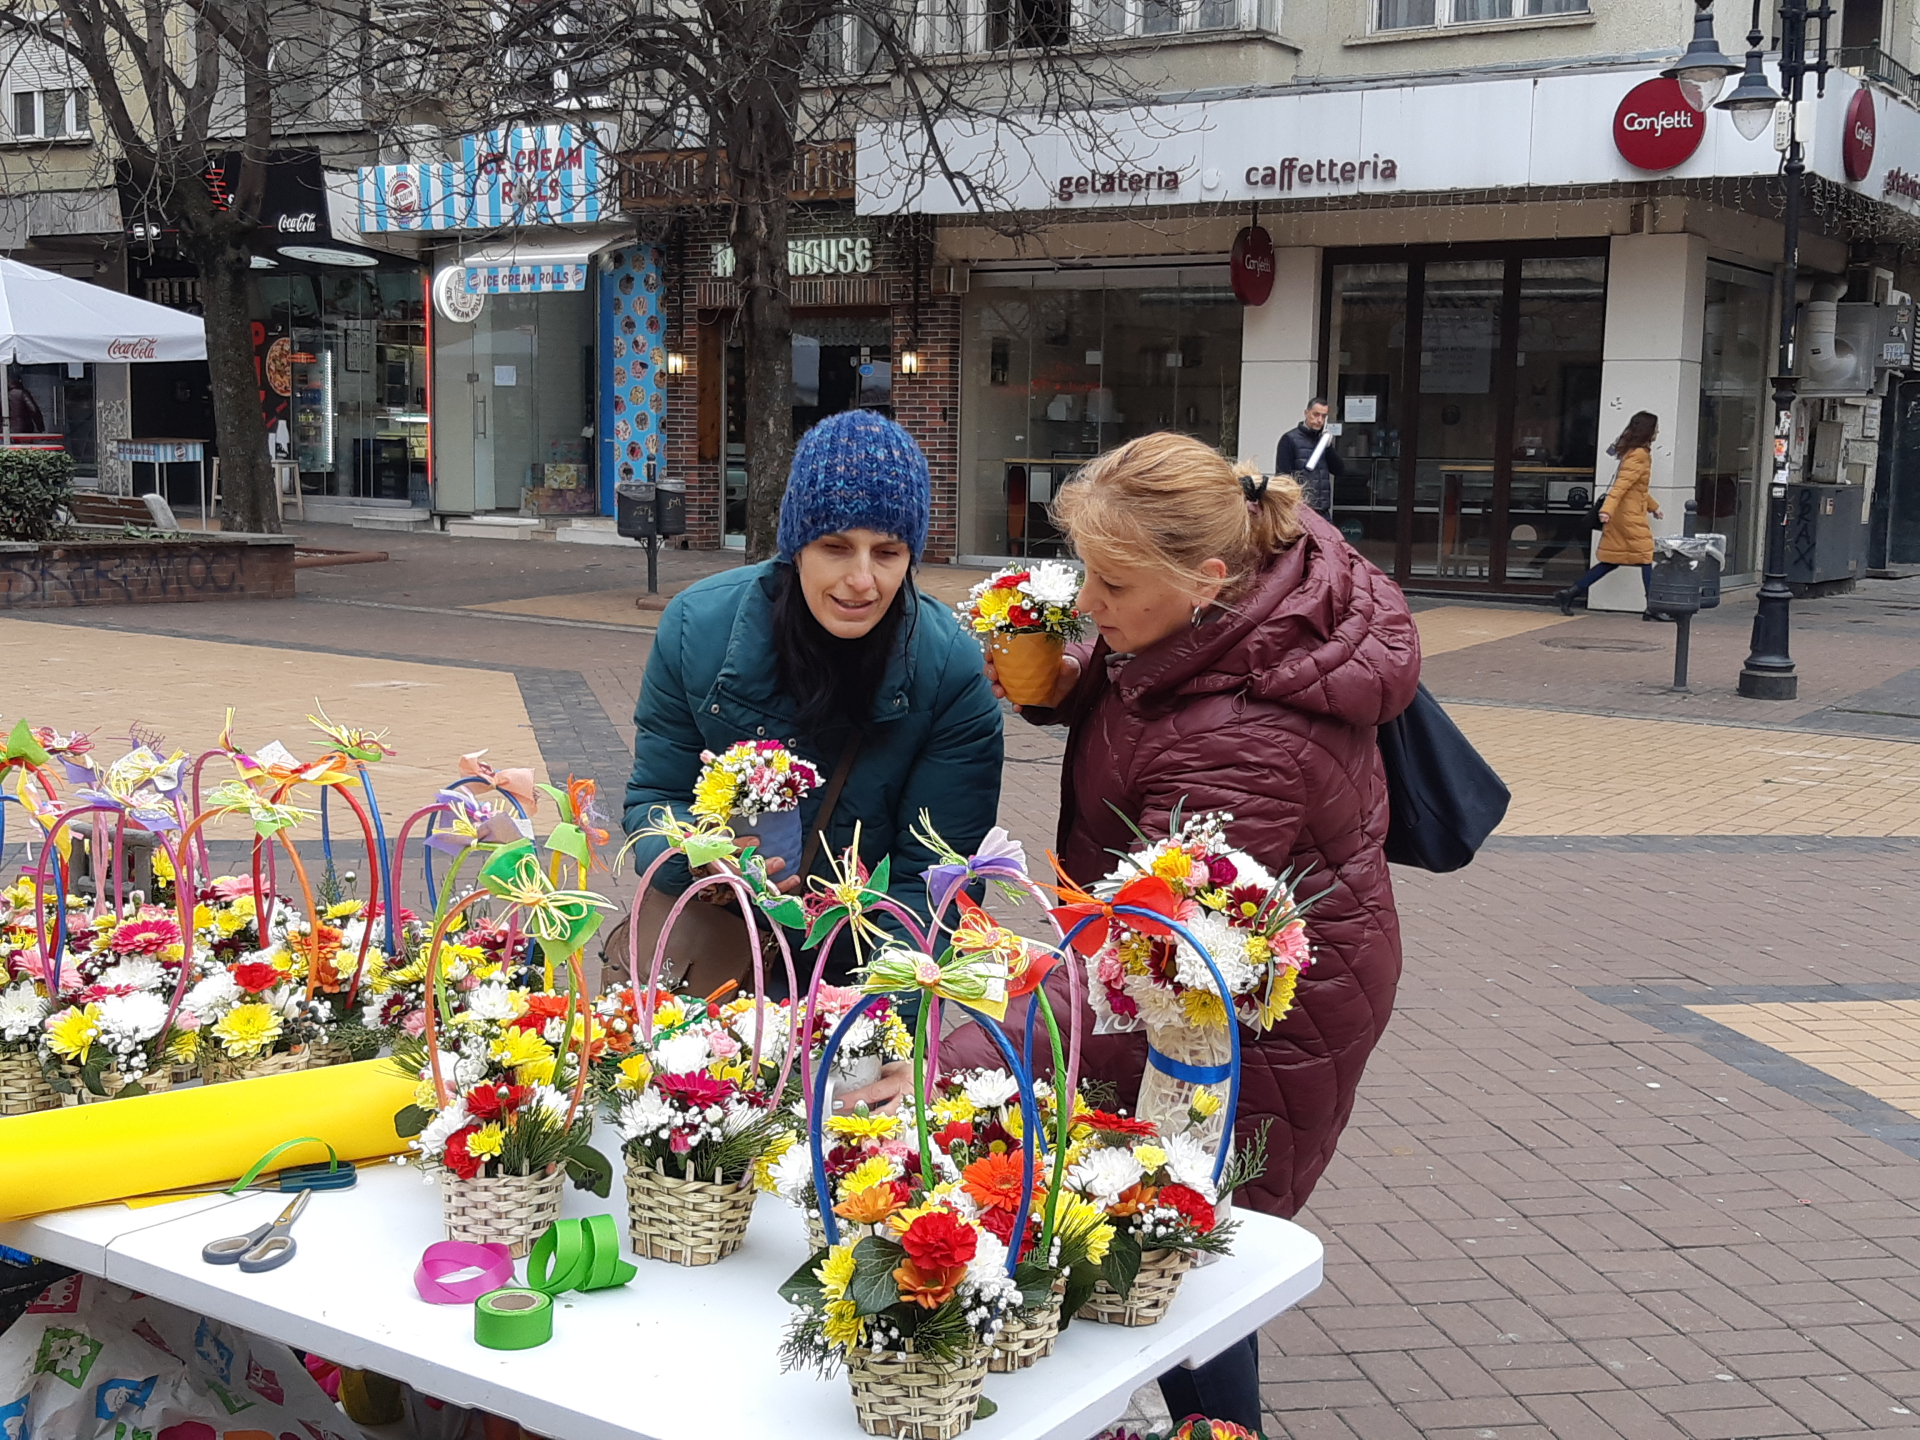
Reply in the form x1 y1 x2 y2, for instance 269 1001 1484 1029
777 411 930 563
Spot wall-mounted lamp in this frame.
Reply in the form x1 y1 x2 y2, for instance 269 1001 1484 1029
665 351 688 376
898 349 921 376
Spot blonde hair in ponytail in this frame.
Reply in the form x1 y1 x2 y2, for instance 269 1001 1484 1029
1050 432 1303 599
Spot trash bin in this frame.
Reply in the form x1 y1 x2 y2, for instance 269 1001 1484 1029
1647 552 1703 616
616 481 657 540
1655 533 1727 612
655 477 687 538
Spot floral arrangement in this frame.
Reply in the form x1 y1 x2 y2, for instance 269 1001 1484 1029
1064 808 1315 1036
690 741 822 824
956 561 1088 640
605 1001 790 1184
805 983 912 1078
0 979 49 1057
182 945 332 1074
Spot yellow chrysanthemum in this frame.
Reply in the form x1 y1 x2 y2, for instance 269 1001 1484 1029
880 1010 914 1059
491 1028 556 1085
165 1030 199 1061
836 1155 901 1200
414 1079 442 1109
932 1095 976 1125
822 1299 864 1349
192 903 214 931
653 999 687 1030
1257 966 1301 1030
825 1111 903 1142
615 1052 654 1092
1197 887 1230 909
709 1059 748 1087
1179 987 1229 1029
1135 1145 1167 1170
816 1243 857 1302
150 848 176 883
466 1124 505 1158
690 768 739 823
1190 1089 1225 1119
1118 932 1153 975
324 900 363 920
1244 933 1271 965
1054 1195 1115 1264
212 1003 283 1059
973 586 1016 625
753 1132 796 1194
1150 848 1193 882
45 1004 100 1061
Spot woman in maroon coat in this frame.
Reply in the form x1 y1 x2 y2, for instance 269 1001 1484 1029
959 432 1419 1429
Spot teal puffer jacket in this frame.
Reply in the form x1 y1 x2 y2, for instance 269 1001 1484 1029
622 562 1005 945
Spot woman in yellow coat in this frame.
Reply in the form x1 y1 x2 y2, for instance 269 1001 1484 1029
1557 411 1665 617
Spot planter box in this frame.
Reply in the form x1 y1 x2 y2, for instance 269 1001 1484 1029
0 534 296 609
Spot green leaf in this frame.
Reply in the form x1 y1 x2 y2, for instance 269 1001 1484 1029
535 783 574 823
564 1141 613 1198
849 1236 906 1317
1060 1262 1101 1324
116 1080 147 1099
1100 1230 1143 1299
974 1398 999 1421
778 1254 828 1308
804 906 849 952
759 895 807 931
868 854 892 895
546 822 590 866
393 1103 432 1138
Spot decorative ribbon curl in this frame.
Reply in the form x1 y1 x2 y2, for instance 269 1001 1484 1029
861 941 1009 1023
206 780 312 839
478 841 613 961
308 704 396 765
620 804 737 871
951 893 1056 999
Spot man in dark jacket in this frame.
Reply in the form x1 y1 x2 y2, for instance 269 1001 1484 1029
1275 397 1343 512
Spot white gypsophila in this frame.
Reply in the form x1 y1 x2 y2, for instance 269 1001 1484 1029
94 958 167 992
653 1029 713 1075
769 1142 815 1204
184 969 242 1021
0 982 49 1042
962 1069 1019 1109
1066 1146 1145 1205
464 981 518 1024
415 1097 472 1160
1160 1133 1219 1202
614 1088 674 1143
96 991 170 1047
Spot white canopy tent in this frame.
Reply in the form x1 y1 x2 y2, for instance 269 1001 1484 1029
0 255 207 441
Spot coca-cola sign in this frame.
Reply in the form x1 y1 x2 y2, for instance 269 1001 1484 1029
1230 225 1275 307
276 211 319 234
106 337 159 360
1613 78 1705 172
1844 87 1876 182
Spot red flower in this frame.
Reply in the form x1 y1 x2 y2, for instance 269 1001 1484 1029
1205 855 1240 889
232 962 280 994
978 1203 1037 1260
1157 1184 1216 1234
655 1071 734 1110
442 1126 483 1180
960 1152 1025 1213
464 1082 529 1121
1082 1110 1160 1138
932 1121 974 1152
1006 604 1035 628
898 1209 978 1269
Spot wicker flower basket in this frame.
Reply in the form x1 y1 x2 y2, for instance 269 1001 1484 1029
0 1053 57 1115
847 1342 990 1440
201 1046 310 1086
52 1063 176 1107
988 1283 1065 1372
305 1038 358 1069
439 1166 565 1259
1081 1248 1192 1327
805 1210 879 1254
626 1159 758 1266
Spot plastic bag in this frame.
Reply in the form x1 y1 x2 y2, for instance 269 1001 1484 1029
1655 532 1727 566
0 1272 355 1440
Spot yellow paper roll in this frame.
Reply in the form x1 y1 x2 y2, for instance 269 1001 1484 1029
0 1059 415 1220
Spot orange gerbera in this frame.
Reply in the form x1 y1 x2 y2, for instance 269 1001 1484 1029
960 1152 1025 1214
893 1258 968 1309
1107 1181 1159 1218
835 1183 907 1226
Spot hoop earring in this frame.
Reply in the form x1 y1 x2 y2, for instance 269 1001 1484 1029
1190 603 1208 627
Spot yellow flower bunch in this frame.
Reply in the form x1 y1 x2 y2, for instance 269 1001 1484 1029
1179 987 1230 1029
615 1052 654 1092
466 1124 505 1159
1256 966 1301 1030
212 1003 283 1059
151 847 175 883
836 1154 902 1201
690 768 739 824
815 1244 865 1348
753 1132 796 1194
1151 848 1197 883
824 1110 903 1142
1052 1194 1116 1264
490 1027 556 1085
45 1004 100 1061
931 1094 976 1126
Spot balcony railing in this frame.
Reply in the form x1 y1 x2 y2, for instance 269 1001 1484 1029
1835 45 1920 108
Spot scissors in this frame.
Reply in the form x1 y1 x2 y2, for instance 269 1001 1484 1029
202 1188 310 1273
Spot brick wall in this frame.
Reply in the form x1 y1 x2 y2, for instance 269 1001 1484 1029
653 207 962 561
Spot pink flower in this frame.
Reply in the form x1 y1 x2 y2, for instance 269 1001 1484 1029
1277 924 1312 969
402 1009 429 1036
208 877 254 901
1206 855 1239 888
669 1130 693 1153
656 1071 734 1110
110 916 179 954
1108 989 1139 1019
708 1032 740 1059
1095 953 1125 987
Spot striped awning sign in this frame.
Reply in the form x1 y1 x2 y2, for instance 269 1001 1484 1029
464 262 588 294
357 125 608 233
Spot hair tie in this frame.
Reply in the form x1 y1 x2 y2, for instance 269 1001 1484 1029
1239 473 1270 505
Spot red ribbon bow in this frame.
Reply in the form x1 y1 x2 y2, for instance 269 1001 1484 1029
1041 854 1184 957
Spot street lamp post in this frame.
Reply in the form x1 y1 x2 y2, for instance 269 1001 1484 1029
1697 0 1834 699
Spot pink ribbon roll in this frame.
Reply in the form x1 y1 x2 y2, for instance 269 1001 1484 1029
413 1241 516 1304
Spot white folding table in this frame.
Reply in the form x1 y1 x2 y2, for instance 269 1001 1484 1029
0 1162 1322 1440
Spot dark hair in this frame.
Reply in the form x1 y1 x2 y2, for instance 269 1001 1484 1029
772 562 917 740
1609 411 1658 456
1308 397 1329 410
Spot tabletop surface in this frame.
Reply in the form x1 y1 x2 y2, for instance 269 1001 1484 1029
7 1160 1324 1440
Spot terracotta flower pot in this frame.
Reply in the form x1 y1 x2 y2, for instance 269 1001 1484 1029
988 631 1066 707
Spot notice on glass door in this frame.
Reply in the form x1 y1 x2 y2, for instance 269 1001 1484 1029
494 365 518 387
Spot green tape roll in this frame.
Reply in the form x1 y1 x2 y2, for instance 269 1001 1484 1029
527 1215 637 1297
473 1287 554 1350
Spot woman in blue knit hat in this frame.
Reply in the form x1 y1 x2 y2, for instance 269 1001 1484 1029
622 410 1004 991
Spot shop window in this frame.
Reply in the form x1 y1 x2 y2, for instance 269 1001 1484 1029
10 87 87 139
957 269 1242 560
1375 0 1585 29
1697 262 1772 576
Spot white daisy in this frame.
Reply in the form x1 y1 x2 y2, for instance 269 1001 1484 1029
95 958 167 992
654 1029 713 1075
464 981 518 1023
962 1069 1020 1109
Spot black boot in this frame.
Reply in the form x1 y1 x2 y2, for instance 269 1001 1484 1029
1556 588 1576 616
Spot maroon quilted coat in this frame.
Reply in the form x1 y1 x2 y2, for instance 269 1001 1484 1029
951 511 1420 1218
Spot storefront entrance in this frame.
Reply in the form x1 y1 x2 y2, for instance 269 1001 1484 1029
1321 244 1608 592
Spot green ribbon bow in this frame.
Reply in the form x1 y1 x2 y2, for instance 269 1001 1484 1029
479 841 612 961
861 942 1009 1022
207 780 311 838
1 719 49 773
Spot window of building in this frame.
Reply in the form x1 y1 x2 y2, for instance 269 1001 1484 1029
10 87 87 139
1374 0 1584 30
1696 262 1772 576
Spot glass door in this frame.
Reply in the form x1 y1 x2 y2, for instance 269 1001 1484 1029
1505 257 1606 588
1411 260 1504 582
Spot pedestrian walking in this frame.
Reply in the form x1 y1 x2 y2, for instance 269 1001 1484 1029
622 410 1004 987
935 431 1422 1433
1274 397 1343 512
1556 411 1665 618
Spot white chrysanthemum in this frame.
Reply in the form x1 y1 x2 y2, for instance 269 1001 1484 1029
95 958 167 992
965 1228 1011 1290
615 1089 673 1141
452 1051 490 1089
1119 971 1187 1030
654 1029 712 1075
769 1141 815 1203
184 969 242 1020
527 1084 572 1123
96 991 170 1045
1172 912 1258 997
416 1097 472 1160
464 981 518 1023
1020 561 1082 610
962 1070 1019 1109
1066 1145 1144 1204
0 982 49 1042
1160 1133 1219 1201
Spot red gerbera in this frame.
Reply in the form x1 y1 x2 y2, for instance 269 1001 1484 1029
1082 1110 1159 1139
232 961 281 994
1157 1183 1217 1235
464 1082 530 1121
655 1070 734 1110
932 1120 974 1152
960 1152 1025 1213
441 1126 483 1180
898 1209 978 1270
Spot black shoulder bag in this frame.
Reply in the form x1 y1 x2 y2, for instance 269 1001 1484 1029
1378 684 1510 873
